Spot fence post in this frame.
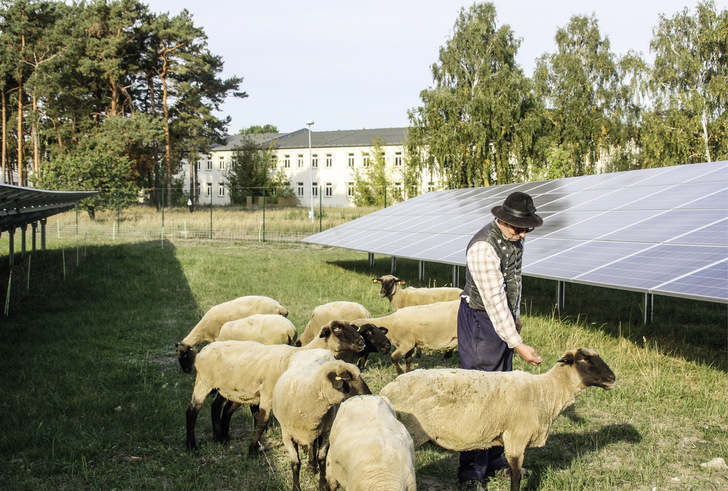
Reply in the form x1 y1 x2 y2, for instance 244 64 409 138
4 270 11 316
209 194 213 239
319 185 322 232
262 188 266 243
161 186 165 248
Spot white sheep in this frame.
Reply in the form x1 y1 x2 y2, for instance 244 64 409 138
185 320 366 454
217 313 298 346
373 275 462 311
353 299 460 374
379 348 616 491
325 395 417 491
273 357 371 491
176 295 289 372
297 301 372 347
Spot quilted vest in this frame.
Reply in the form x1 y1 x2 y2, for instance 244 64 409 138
462 220 523 316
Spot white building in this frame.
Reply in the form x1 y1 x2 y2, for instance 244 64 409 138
180 127 430 207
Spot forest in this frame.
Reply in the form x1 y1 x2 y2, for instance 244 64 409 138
0 0 726 213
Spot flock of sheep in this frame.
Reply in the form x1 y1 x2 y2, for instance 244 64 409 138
175 275 617 491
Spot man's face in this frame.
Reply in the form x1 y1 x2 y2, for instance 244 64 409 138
498 220 532 242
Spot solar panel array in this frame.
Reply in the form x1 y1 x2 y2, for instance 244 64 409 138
1 184 98 233
304 161 728 304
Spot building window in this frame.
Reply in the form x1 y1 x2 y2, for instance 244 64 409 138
206 159 213 171
284 155 291 168
394 151 402 166
394 182 403 195
325 182 333 198
427 181 435 193
347 153 355 168
270 155 278 167
325 154 333 168
362 152 370 168
297 154 304 168
206 182 212 196
218 157 225 170
347 182 354 198
195 161 201 170
218 183 225 197
297 182 304 197
196 182 200 197
312 154 318 168
312 182 318 198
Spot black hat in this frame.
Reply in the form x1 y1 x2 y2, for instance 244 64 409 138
491 192 543 229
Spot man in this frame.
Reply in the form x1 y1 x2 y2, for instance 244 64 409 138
457 191 544 491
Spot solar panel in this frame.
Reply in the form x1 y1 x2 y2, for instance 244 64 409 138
304 161 728 304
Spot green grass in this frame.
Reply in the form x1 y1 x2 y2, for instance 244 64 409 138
1 240 726 490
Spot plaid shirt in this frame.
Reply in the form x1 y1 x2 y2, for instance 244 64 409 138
466 240 523 348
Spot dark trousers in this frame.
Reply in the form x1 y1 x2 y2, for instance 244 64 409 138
456 298 513 483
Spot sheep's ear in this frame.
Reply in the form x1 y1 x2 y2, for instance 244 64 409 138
397 280 406 285
378 327 389 335
558 351 575 365
372 278 382 284
327 371 349 390
319 326 331 338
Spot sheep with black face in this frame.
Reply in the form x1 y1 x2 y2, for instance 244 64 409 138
380 348 616 491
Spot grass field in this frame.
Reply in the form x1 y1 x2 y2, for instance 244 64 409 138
1 239 726 490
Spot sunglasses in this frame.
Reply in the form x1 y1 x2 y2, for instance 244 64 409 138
503 221 534 234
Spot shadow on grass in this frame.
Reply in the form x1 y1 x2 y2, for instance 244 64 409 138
522 422 642 490
414 422 641 491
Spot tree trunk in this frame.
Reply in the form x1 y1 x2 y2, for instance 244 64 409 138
162 80 172 211
701 108 712 163
1 88 6 184
32 94 40 177
17 78 24 186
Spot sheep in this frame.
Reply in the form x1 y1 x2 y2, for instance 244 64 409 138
325 395 417 491
337 323 391 370
176 295 289 373
373 275 462 311
272 356 371 491
353 299 460 374
217 313 298 346
379 348 616 491
297 301 372 347
185 320 366 454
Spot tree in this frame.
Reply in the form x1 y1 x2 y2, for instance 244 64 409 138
147 9 244 210
533 15 622 177
224 137 273 204
641 1 727 166
239 124 278 135
350 137 395 206
406 2 534 189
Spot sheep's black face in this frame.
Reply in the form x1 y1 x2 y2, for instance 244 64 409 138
561 348 616 390
372 275 402 299
359 324 391 354
324 321 366 352
327 368 371 396
176 343 197 373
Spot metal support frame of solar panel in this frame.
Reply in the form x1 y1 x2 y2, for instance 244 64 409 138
1 184 98 234
304 161 728 305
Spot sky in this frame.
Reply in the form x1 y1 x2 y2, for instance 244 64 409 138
142 0 722 134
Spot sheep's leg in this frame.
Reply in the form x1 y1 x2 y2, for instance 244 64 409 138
404 347 416 373
248 405 270 456
220 401 242 440
186 384 211 451
356 353 369 370
281 431 301 491
185 402 202 451
315 434 330 491
211 393 227 443
504 445 526 491
391 344 414 374
306 442 319 473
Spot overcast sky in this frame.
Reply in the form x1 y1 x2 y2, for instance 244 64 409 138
142 0 721 134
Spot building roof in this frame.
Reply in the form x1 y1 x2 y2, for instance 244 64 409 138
210 127 408 152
